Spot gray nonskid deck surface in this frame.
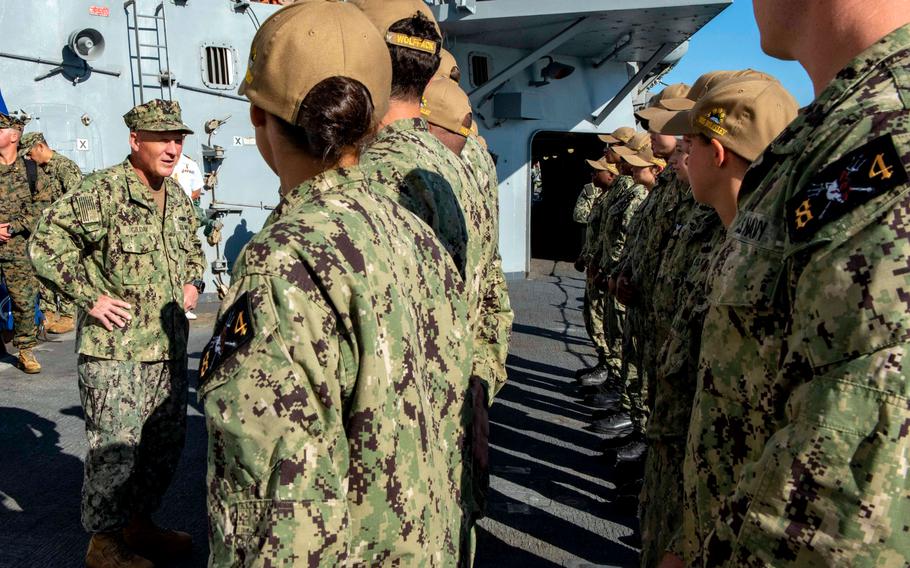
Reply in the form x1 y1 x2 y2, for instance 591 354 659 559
0 265 639 567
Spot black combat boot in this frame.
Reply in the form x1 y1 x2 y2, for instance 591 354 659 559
615 439 648 464
590 411 633 435
583 385 623 410
579 365 614 387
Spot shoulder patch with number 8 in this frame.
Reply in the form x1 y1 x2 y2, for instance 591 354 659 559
199 292 254 385
786 134 908 242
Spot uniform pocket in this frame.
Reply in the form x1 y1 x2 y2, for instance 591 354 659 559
118 232 158 285
215 497 350 566
708 237 785 309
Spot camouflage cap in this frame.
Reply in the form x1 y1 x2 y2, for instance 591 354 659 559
586 157 619 174
0 111 29 131
18 131 46 152
421 77 472 137
240 1 392 124
613 131 652 156
657 76 798 161
635 83 691 122
598 126 635 145
123 99 194 134
352 0 441 54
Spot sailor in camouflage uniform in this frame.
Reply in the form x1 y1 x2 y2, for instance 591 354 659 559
29 99 203 568
202 3 474 565
355 0 470 277
593 88 689 447
686 7 910 564
573 157 619 375
19 131 82 334
633 71 791 566
0 111 45 373
576 127 635 384
421 75 514 404
590 146 664 446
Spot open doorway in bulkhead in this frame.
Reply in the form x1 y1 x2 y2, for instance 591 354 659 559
530 131 606 265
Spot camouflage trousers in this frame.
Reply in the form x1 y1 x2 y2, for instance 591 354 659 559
602 294 626 378
620 305 647 433
0 260 38 349
583 277 608 357
39 282 75 319
638 437 685 568
77 355 188 533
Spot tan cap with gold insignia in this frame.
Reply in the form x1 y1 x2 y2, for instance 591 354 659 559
621 146 667 169
598 126 636 145
352 0 441 55
421 77 472 137
239 1 393 124
437 48 459 80
656 76 798 161
587 157 619 174
613 131 652 156
635 83 691 122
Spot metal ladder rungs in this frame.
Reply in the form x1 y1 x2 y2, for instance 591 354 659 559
136 14 164 20
139 43 166 49
128 26 160 32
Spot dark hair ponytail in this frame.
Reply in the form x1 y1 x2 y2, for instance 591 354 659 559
278 76 377 163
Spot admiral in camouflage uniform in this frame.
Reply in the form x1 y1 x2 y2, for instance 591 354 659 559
19 131 83 331
686 24 910 565
202 2 475 565
0 111 48 373
29 99 202 568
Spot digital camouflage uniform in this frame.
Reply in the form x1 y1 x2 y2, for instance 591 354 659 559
579 183 614 358
0 152 49 349
200 167 474 566
596 177 646 382
460 134 514 401
639 200 724 568
613 171 688 425
29 149 204 531
685 25 910 566
573 182 604 224
36 151 83 318
361 117 469 278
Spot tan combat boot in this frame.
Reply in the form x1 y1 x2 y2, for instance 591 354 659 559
123 516 192 562
85 532 154 568
17 348 41 374
43 311 58 329
47 314 75 334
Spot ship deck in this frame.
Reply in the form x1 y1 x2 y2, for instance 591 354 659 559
0 263 639 567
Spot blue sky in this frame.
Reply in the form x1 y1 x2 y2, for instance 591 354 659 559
662 0 814 106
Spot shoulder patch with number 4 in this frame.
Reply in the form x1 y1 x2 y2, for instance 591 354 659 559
199 292 254 385
786 134 908 242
